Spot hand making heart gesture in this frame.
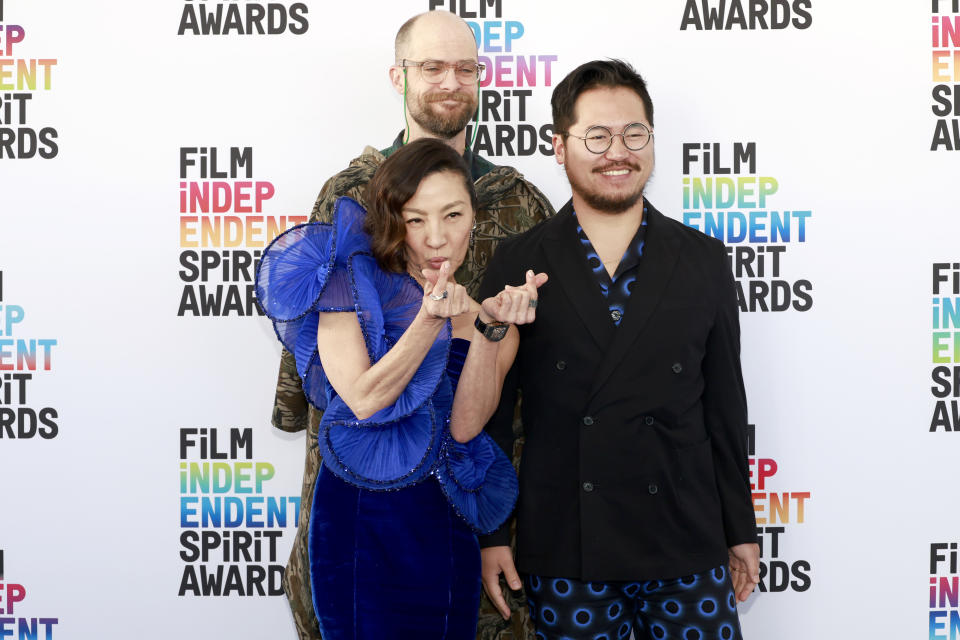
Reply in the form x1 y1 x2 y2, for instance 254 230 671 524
420 261 472 319
480 269 549 325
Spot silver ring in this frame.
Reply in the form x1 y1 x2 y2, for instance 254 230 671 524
528 299 538 309
429 290 449 301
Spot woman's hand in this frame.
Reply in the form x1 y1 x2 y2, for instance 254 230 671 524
480 269 548 326
421 261 471 320
448 269 545 443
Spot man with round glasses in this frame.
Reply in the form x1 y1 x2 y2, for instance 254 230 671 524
478 59 760 639
268 10 552 640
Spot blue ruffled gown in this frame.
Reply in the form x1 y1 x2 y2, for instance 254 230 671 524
256 197 518 639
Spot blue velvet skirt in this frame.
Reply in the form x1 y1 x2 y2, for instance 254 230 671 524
309 463 482 639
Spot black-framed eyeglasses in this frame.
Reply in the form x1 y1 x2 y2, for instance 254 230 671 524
562 123 654 154
400 59 485 85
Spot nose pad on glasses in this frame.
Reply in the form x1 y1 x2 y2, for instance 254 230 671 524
605 135 631 155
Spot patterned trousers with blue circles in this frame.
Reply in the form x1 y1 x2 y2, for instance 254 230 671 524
524 565 743 640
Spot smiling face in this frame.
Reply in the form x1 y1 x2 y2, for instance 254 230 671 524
401 170 475 278
554 86 654 215
391 12 480 140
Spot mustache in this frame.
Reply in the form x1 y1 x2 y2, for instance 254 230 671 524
593 162 641 173
423 92 473 104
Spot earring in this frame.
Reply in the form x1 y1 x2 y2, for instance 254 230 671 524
469 224 476 249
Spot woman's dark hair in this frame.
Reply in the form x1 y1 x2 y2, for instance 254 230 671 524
552 59 654 136
363 138 478 273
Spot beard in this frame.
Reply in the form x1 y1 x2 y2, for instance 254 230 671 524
565 162 648 214
408 90 476 139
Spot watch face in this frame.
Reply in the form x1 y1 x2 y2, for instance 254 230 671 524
489 325 509 340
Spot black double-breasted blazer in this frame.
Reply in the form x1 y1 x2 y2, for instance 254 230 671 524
479 200 757 581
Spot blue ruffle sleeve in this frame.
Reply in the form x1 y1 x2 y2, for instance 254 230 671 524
436 431 519 535
256 197 369 411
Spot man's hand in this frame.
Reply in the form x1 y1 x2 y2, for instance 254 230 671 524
728 542 761 603
481 545 522 620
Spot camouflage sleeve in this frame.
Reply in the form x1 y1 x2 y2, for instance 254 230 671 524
271 349 310 433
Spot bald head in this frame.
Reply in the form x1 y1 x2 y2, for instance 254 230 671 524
395 11 477 63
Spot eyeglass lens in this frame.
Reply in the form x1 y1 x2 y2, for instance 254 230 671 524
419 61 482 84
584 124 651 153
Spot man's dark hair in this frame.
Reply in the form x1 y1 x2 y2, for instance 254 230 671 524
552 59 654 136
363 138 478 273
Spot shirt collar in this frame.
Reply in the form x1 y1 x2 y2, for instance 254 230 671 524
572 205 649 282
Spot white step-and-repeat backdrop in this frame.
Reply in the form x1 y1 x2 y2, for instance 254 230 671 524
1 0 958 638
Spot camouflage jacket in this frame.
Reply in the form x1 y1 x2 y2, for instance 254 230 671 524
273 136 553 640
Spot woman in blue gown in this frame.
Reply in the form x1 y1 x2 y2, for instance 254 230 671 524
256 138 547 639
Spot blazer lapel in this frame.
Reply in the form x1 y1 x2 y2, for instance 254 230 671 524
542 201 616 350
586 204 681 403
